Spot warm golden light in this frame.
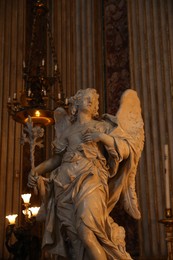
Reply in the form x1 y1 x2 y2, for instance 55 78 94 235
6 214 18 225
15 109 54 126
35 110 41 117
29 207 40 217
21 193 31 204
22 209 32 218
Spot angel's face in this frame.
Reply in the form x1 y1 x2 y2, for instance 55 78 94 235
79 91 97 116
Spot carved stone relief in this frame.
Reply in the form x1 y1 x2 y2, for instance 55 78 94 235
104 0 140 257
104 0 130 114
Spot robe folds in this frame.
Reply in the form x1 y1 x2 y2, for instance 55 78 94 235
37 119 139 260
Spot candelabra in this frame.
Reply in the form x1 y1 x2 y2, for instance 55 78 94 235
5 193 41 260
159 209 173 260
159 144 173 259
7 0 69 126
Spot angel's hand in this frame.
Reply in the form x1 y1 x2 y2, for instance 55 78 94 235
82 128 101 143
27 170 39 188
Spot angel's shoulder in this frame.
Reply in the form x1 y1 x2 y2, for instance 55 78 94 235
93 118 114 133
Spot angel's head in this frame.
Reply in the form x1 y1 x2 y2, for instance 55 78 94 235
69 88 99 122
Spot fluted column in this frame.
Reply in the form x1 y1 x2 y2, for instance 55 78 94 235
128 0 173 258
50 0 105 111
0 0 25 258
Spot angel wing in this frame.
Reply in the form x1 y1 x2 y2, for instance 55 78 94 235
116 89 144 154
105 89 144 219
53 107 71 143
116 89 144 219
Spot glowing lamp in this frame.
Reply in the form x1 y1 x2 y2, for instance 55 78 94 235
29 207 40 217
21 193 31 204
6 214 18 225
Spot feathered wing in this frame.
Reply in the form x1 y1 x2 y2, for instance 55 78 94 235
116 89 144 219
105 89 144 219
53 107 71 145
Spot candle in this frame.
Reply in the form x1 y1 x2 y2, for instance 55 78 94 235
42 59 45 66
8 97 11 103
28 88 31 97
164 144 171 209
65 98 69 105
13 93 17 100
54 64 57 71
21 193 31 204
6 214 18 225
58 92 61 99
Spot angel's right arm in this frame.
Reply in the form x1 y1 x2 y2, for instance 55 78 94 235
27 154 63 188
34 153 63 176
31 130 69 177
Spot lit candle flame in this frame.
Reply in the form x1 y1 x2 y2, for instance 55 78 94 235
35 110 41 117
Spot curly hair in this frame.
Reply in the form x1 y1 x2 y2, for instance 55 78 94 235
69 88 99 123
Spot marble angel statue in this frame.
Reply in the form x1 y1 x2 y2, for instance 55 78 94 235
28 88 144 260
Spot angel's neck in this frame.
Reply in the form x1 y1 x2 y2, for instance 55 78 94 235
77 112 92 125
